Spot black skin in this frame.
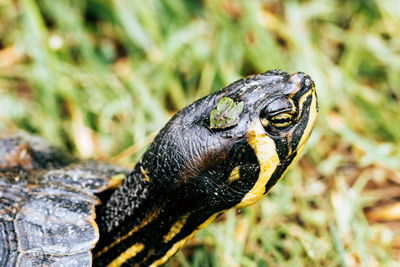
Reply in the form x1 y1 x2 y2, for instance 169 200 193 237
93 69 317 266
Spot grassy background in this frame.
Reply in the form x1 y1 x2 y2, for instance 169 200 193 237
1 0 400 266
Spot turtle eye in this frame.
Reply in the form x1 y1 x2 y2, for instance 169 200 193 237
270 113 294 129
260 112 294 129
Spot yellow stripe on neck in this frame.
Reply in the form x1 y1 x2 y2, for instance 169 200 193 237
150 211 223 267
95 204 164 258
107 243 145 267
163 213 191 243
235 120 280 208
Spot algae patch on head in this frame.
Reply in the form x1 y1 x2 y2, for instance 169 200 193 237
210 97 244 130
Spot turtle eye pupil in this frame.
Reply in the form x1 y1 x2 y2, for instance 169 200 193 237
260 113 294 129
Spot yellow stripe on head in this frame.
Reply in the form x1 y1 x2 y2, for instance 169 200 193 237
263 85 318 194
227 166 241 183
235 120 280 208
297 85 318 152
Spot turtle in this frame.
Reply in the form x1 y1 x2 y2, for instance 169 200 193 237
0 70 318 267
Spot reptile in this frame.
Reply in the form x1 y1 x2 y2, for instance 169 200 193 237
0 69 318 266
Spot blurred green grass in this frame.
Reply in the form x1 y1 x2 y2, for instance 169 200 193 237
1 0 400 266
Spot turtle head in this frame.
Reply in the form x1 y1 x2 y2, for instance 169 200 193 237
95 70 318 266
140 69 318 209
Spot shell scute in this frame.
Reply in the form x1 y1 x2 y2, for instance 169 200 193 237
0 180 28 221
18 251 91 267
0 219 18 266
0 134 130 266
30 185 100 205
37 160 130 193
16 193 98 254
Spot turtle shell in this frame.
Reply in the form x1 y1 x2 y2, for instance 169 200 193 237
0 134 130 267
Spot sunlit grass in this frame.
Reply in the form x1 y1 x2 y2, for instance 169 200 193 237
0 0 399 266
